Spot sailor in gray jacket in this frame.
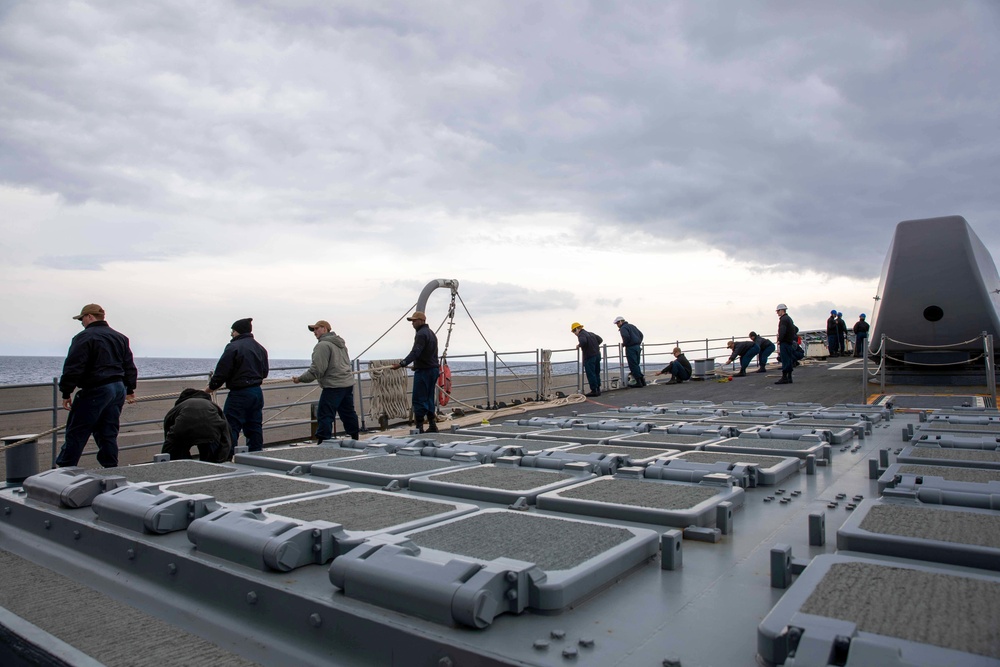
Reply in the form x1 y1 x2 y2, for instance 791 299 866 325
293 320 360 441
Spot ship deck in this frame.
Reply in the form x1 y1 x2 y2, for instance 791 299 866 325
1 357 998 667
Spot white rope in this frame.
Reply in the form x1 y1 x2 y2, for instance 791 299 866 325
366 360 410 421
540 349 553 400
884 334 984 349
884 352 985 367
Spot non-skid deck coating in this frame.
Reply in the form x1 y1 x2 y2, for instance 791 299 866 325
250 446 367 462
407 511 633 571
857 503 1000 548
713 439 821 451
0 548 260 667
799 561 1000 659
889 395 981 409
459 424 545 435
610 432 718 446
554 477 720 509
167 474 332 504
92 460 238 483
672 451 792 468
320 455 460 474
426 466 574 490
907 448 1000 463
267 491 458 531
917 423 1000 434
896 464 1000 483
405 432 490 443
563 444 677 459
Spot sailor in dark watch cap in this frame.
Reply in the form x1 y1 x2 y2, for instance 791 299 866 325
57 303 137 468
206 318 269 452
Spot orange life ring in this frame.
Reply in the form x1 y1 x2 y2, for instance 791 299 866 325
437 363 452 406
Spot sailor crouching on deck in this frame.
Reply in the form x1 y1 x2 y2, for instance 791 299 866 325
57 303 137 468
206 318 269 452
572 322 603 397
293 320 360 442
391 311 440 433
656 347 691 384
726 338 760 377
162 389 232 462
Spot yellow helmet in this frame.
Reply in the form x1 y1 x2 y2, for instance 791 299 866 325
570 322 583 332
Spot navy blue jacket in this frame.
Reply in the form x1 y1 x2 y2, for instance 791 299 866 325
401 324 439 369
209 333 269 390
778 314 798 344
727 340 758 362
577 329 603 359
618 322 643 347
59 321 137 399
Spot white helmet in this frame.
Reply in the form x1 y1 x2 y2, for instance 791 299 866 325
775 303 787 311
613 315 625 324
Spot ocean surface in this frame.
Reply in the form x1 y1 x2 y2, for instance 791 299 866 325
0 356 591 386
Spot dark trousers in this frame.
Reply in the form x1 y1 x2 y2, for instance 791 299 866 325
162 439 226 463
668 360 691 381
737 344 761 372
412 367 440 420
757 342 775 368
779 342 797 375
827 334 838 355
855 336 867 357
625 345 644 385
583 355 601 392
224 385 264 452
57 381 126 468
317 386 360 441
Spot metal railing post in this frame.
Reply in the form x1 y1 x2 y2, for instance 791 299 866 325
984 332 997 406
355 360 367 431
51 377 59 468
879 334 886 394
861 338 868 405
536 349 541 400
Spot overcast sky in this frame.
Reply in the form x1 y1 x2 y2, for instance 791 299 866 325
2 1 998 363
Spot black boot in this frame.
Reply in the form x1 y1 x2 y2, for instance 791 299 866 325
775 372 791 385
427 415 439 433
415 417 424 433
736 369 746 377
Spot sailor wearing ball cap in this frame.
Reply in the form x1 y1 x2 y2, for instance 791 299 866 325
775 304 798 385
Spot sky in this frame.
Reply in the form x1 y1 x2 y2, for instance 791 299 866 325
2 1 999 362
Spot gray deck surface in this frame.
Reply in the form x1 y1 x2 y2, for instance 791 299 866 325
799 561 1000 658
167 474 331 504
407 511 633 570
427 465 574 490
858 503 1000 547
268 490 458 530
3 359 999 667
250 446 368 461
673 451 791 468
555 476 720 509
906 448 1000 463
0 548 260 667
896 464 1000 483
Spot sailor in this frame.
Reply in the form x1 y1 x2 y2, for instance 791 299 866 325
775 304 798 385
826 310 839 357
571 322 603 396
391 311 440 432
836 312 849 356
207 318 269 452
852 314 870 357
162 389 232 462
655 347 692 384
613 316 645 387
56 304 137 468
293 320 360 442
726 338 760 377
749 331 775 372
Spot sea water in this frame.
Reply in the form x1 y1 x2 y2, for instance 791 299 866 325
0 356 588 386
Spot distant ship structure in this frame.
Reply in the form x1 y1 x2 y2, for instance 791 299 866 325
870 215 1000 382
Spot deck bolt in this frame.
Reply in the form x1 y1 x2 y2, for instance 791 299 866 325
506 589 518 601
662 657 682 667
505 571 518 582
43 520 51 529
533 640 550 650
578 637 595 648
561 647 578 659
246 591 258 605
309 613 322 628
550 629 566 639
3 507 10 515
167 563 177 575
438 658 453 667
126 548 135 560
73 530 81 540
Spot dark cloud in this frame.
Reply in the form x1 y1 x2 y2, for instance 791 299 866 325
2 1 997 278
